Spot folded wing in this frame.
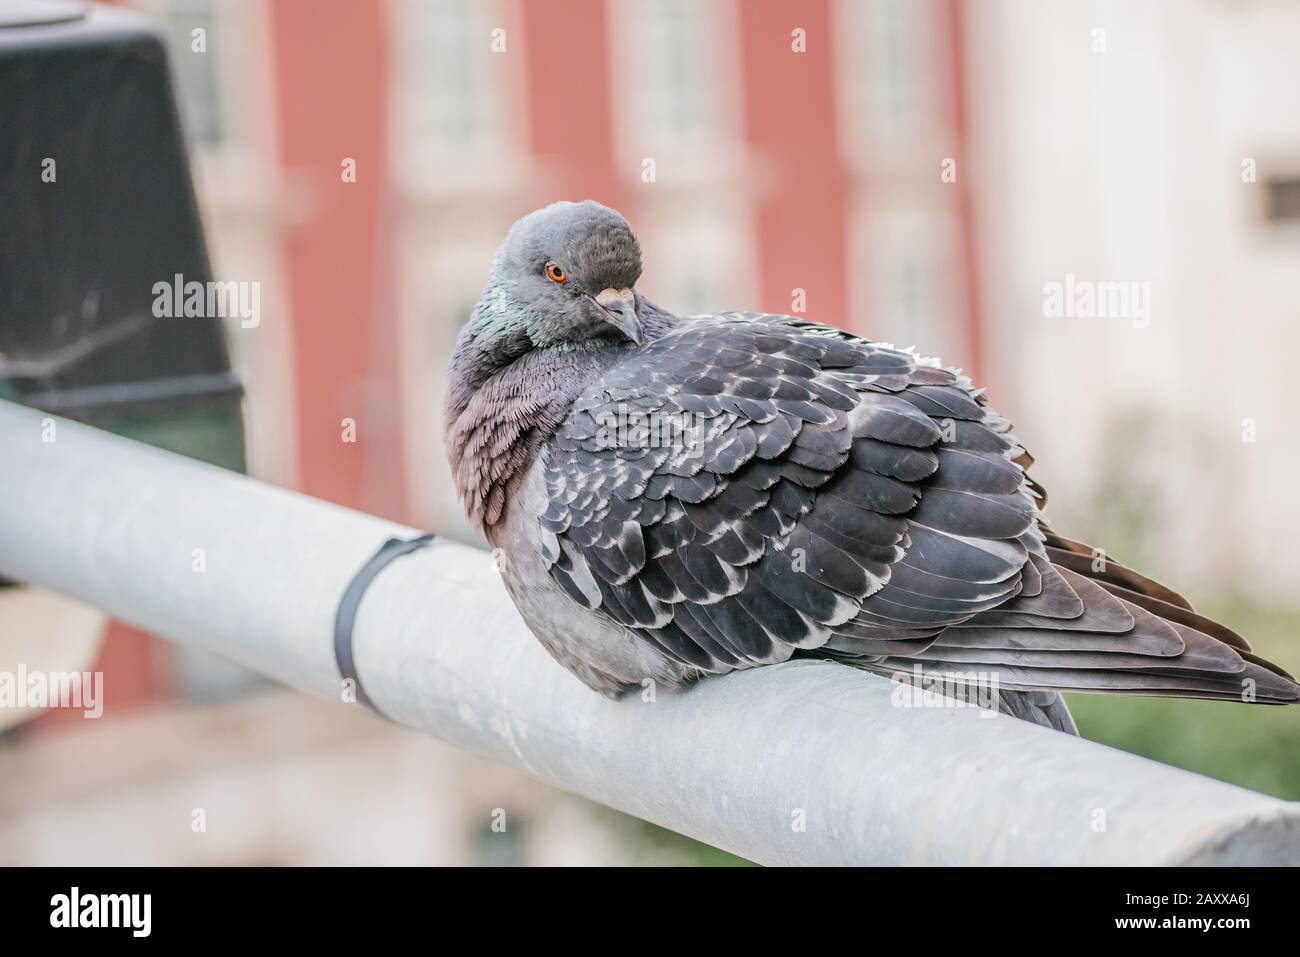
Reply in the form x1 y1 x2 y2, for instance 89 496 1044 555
539 314 1299 705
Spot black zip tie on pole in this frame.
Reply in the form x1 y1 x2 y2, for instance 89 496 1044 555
334 533 436 713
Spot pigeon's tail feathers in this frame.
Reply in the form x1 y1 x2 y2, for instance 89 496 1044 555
1041 531 1195 611
831 543 1300 709
1041 532 1300 693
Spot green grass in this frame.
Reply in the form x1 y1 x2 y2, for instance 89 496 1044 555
607 813 758 866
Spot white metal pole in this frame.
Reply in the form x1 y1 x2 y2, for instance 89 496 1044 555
0 399 1296 865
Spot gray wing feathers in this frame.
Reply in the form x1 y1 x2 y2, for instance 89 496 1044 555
539 313 1300 709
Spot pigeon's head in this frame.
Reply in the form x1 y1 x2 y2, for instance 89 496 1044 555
478 200 644 351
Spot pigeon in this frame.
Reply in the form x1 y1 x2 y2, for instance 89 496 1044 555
444 200 1299 733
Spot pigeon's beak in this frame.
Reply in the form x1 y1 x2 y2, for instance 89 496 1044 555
595 287 641 344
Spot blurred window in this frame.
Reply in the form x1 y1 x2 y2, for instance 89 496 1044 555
608 0 738 170
135 0 227 147
1264 177 1300 223
618 0 724 143
855 203 961 357
837 0 944 160
394 0 509 155
640 213 756 317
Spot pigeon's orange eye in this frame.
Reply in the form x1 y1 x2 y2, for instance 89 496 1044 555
545 262 567 283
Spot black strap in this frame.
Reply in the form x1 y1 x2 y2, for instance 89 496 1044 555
334 533 436 712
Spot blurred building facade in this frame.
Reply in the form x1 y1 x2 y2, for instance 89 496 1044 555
6 0 1297 863
970 0 1300 597
105 0 990 711
75 0 1300 718
126 0 1300 696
